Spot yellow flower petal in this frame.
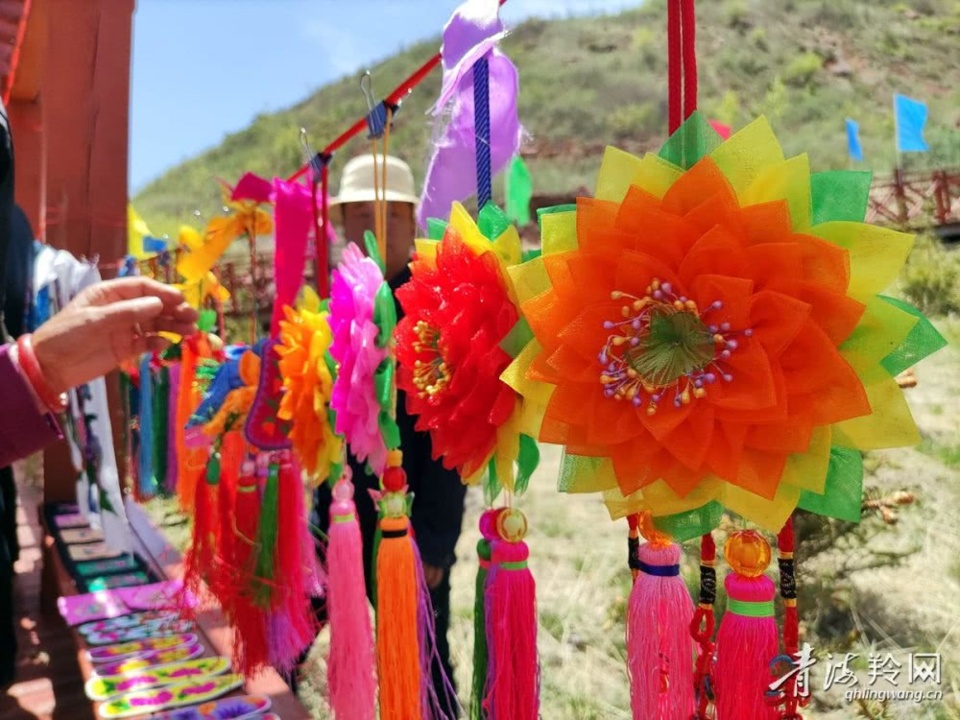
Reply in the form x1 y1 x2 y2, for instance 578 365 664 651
595 146 646 203
742 154 812 230
780 426 831 494
630 153 684 199
810 222 914 298
721 480 800 533
833 376 920 450
501 339 553 437
709 115 785 202
507 255 552 306
540 208 579 255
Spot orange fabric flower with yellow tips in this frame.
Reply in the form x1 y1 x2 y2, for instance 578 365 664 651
504 113 944 534
276 287 343 484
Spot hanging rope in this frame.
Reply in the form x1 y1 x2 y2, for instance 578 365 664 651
473 56 493 209
667 0 698 134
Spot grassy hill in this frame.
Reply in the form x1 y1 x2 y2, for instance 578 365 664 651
134 0 960 238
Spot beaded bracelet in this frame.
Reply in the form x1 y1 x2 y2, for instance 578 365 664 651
16 334 68 413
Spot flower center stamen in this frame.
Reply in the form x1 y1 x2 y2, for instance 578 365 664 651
598 279 750 414
412 320 451 398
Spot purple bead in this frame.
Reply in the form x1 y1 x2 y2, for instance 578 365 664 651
603 321 615 329
631 337 640 346
722 373 733 382
680 296 687 303
744 328 753 337
653 290 663 300
604 389 615 398
599 352 607 363
694 379 703 388
713 301 724 309
709 325 718 333
721 350 731 359
721 322 730 331
705 373 716 383
652 394 661 402
662 282 672 294
632 396 642 406
632 319 641 330
727 339 738 350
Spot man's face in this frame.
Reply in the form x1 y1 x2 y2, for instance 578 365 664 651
341 201 416 280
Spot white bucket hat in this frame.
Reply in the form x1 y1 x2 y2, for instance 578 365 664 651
329 154 419 224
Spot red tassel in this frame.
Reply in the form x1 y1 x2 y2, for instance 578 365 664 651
268 455 319 673
483 508 539 720
691 533 717 720
772 517 806 719
183 444 221 598
715 530 778 720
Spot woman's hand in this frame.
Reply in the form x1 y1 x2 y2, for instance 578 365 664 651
31 277 198 394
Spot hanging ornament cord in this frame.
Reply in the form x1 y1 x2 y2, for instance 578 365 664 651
668 0 698 133
473 54 492 210
318 158 331 297
690 532 717 720
776 517 805 718
626 514 642 583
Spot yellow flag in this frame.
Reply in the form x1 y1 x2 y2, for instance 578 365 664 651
127 204 154 259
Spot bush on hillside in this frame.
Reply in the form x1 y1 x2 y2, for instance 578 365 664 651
900 233 960 316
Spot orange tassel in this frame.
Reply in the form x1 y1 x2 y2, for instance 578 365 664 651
376 513 422 720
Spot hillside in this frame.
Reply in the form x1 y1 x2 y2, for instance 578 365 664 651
134 0 960 238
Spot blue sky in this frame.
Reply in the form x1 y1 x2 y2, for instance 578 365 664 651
130 0 638 192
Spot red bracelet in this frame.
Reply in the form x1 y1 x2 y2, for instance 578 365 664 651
16 334 68 413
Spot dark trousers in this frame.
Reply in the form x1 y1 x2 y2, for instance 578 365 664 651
0 466 17 686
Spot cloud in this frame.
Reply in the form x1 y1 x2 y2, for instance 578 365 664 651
300 17 366 76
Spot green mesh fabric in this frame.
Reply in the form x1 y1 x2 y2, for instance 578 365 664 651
427 218 449 241
363 230 385 274
477 203 511 242
515 434 539 496
484 457 502 506
557 451 603 493
879 296 948 376
152 367 170 495
797 447 863 522
506 155 533 227
652 501 724 543
500 317 535 359
658 111 722 171
810 170 873 224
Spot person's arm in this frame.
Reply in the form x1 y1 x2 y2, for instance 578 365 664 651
0 343 62 467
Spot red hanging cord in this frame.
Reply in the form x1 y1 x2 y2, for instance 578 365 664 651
667 0 683 133
680 0 698 120
667 0 698 133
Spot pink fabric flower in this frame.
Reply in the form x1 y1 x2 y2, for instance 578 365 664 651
330 243 390 476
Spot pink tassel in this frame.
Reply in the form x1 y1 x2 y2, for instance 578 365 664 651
626 541 695 719
483 509 539 720
715 531 778 720
327 470 376 720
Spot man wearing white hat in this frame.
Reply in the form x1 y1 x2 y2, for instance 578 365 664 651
302 154 466 712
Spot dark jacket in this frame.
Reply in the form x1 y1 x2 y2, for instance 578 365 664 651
310 266 467 578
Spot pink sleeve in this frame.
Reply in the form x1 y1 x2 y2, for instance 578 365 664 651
0 343 62 466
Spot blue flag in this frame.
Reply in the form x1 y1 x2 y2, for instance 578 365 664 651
845 118 864 162
894 94 929 153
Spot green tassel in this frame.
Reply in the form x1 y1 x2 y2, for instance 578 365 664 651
152 367 170 495
470 538 492 720
252 462 280 606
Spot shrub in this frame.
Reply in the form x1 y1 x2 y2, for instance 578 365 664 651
782 52 823 87
900 233 960 316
